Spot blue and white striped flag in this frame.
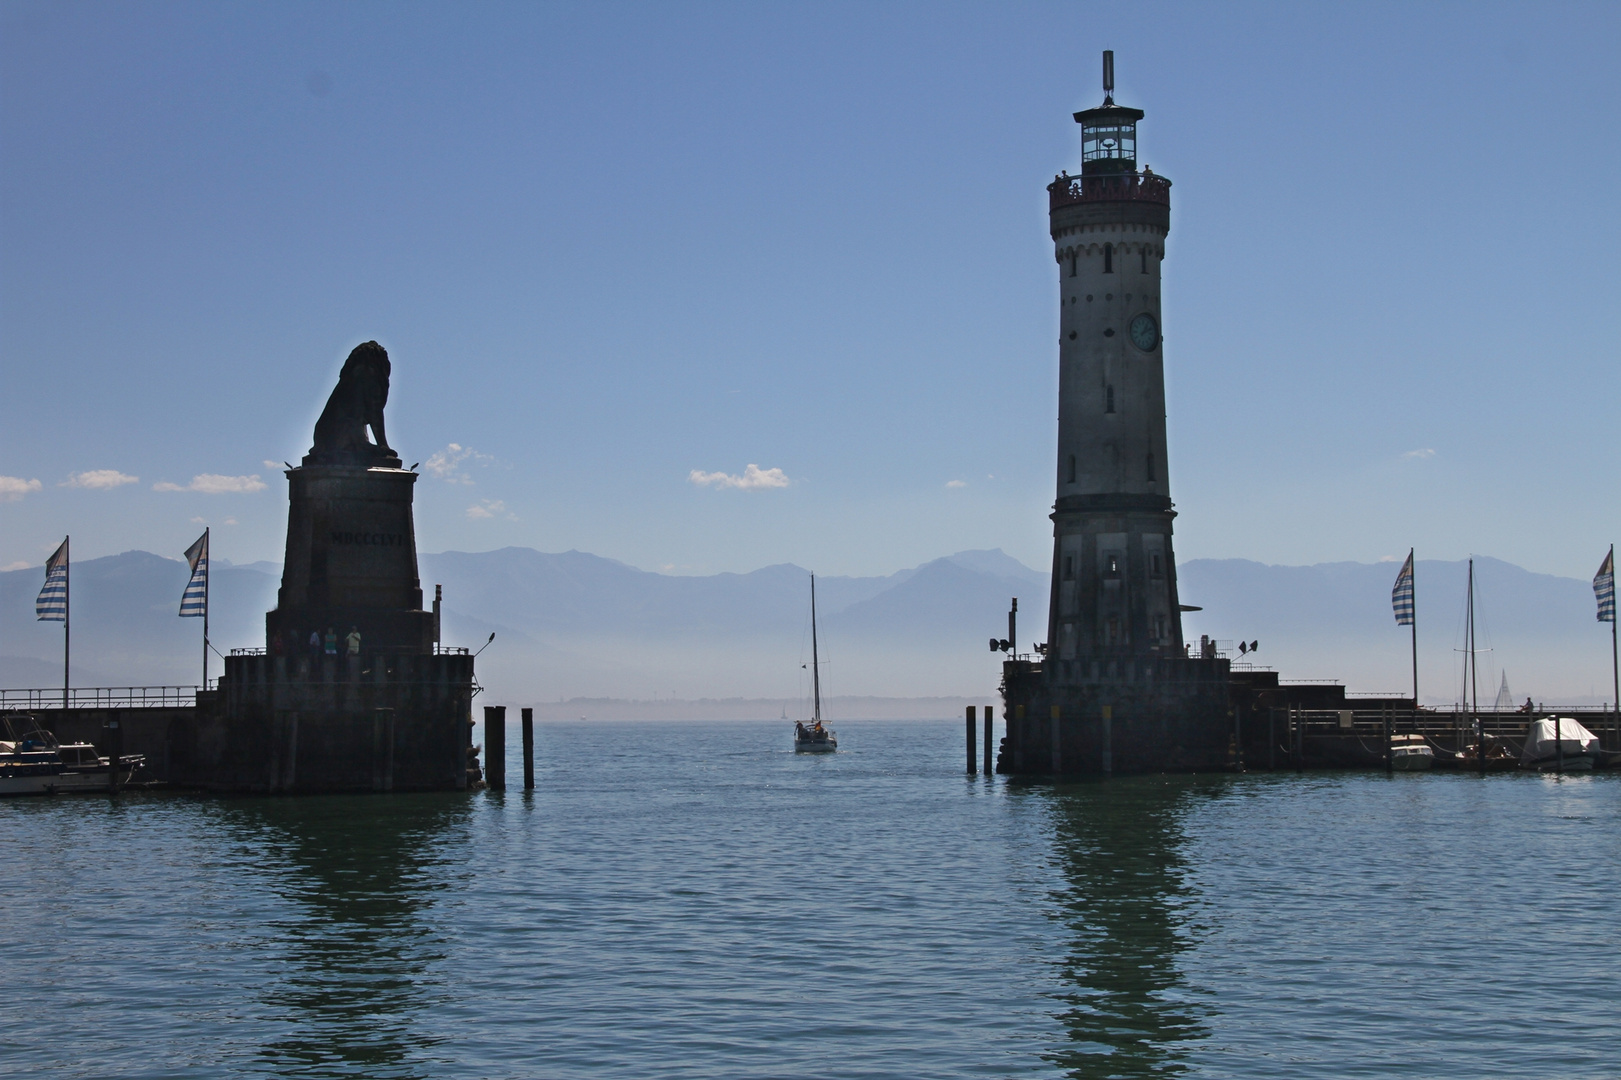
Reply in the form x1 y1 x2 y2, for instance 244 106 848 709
1596 548 1615 624
1391 550 1415 627
35 538 68 622
179 530 208 618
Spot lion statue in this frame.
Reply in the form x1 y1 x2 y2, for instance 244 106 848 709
310 341 397 464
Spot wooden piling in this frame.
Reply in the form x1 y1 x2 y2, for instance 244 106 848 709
484 705 506 791
522 707 535 789
106 713 122 794
1050 705 1062 774
983 706 994 776
966 706 977 774
1100 704 1112 774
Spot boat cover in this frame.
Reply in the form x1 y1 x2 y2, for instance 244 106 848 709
1520 718 1599 763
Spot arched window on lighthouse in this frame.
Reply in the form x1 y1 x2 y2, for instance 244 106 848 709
1103 243 1113 274
1069 253 1078 277
1105 386 1115 413
1067 454 1076 483
1140 247 1148 273
1146 452 1156 481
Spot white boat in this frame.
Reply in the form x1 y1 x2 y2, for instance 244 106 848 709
0 715 144 795
793 575 837 753
1389 733 1435 771
1520 717 1599 771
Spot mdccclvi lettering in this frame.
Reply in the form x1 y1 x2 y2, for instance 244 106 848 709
328 530 405 547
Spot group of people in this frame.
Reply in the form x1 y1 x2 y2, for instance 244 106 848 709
269 626 361 658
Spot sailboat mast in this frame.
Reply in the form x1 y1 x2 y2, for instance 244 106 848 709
1469 557 1483 774
810 574 822 723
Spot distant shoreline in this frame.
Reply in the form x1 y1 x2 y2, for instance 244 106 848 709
495 696 992 721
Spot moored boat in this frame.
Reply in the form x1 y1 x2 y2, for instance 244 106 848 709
1520 717 1600 771
1389 733 1435 771
0 714 144 795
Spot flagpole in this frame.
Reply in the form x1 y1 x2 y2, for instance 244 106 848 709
1409 548 1418 729
202 527 210 691
63 534 70 711
1610 544 1618 752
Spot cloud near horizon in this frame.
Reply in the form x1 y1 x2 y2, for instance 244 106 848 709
425 443 492 484
1 476 43 502
946 479 966 488
62 469 139 490
1403 448 1436 459
688 464 789 491
467 498 516 520
154 474 268 494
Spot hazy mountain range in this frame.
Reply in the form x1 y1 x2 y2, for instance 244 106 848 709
2 549 1613 707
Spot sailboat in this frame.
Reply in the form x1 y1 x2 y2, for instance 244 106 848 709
793 574 837 753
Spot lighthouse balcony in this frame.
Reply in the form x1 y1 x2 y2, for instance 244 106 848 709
1048 170 1171 210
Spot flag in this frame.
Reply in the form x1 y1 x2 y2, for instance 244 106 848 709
1391 550 1414 627
36 538 68 621
1595 548 1608 622
179 530 208 618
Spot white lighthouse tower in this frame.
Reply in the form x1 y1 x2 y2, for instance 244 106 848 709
1046 50 1184 674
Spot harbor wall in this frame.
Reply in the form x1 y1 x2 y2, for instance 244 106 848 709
8 652 475 793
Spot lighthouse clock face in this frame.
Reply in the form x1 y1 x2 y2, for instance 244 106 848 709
1129 313 1160 352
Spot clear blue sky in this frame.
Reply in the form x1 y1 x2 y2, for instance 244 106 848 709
3 1 1617 580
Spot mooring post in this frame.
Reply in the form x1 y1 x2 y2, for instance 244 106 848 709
1233 702 1243 772
1050 705 1062 774
1383 702 1392 774
1100 704 1112 775
1268 707 1276 771
983 706 994 776
966 706 977 774
106 712 122 794
522 707 535 790
484 705 506 791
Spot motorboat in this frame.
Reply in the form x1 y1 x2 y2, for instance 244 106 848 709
793 574 837 754
0 714 144 795
1520 717 1599 771
1389 733 1435 771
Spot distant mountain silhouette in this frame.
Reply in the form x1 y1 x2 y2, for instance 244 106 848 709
3 549 1611 706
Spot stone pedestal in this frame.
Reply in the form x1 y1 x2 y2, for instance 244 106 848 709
266 463 435 654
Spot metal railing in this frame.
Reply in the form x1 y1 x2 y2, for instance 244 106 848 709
0 686 202 710
1261 706 1621 754
1049 170 1172 210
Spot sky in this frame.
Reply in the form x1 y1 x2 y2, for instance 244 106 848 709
3 1 1618 583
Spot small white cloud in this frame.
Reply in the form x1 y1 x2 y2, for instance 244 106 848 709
190 517 208 525
154 474 267 494
62 469 139 490
223 517 238 526
688 464 790 491
425 443 493 484
946 479 967 489
466 499 515 520
264 459 286 470
1379 554 1403 563
0 476 43 502
1403 448 1435 460
2 560 31 571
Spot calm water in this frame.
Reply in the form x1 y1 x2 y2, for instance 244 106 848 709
3 719 1618 1079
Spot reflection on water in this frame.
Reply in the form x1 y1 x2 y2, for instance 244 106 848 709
1040 776 1219 1078
213 795 473 1079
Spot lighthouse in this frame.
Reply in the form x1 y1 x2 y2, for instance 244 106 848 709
1046 50 1183 671
998 53 1231 775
